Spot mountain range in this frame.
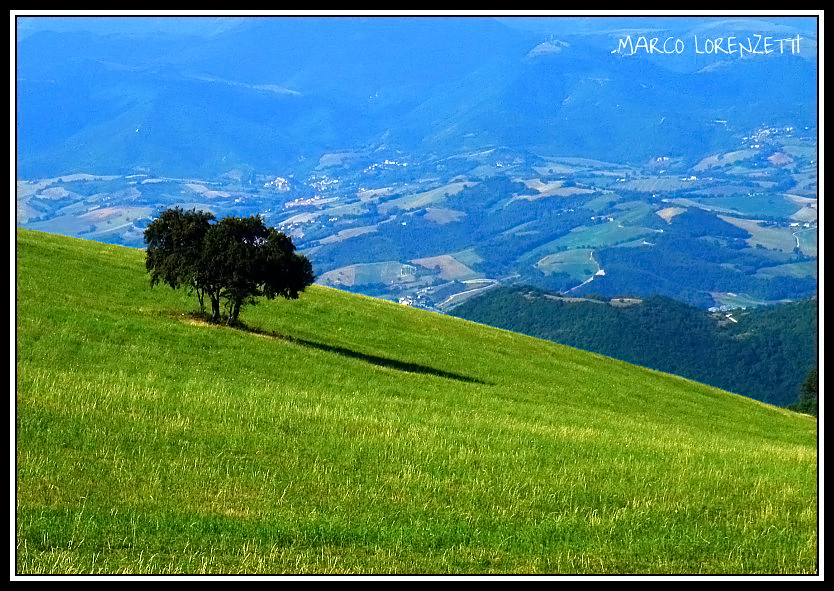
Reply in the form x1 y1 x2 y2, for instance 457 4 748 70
15 14 819 310
16 15 818 178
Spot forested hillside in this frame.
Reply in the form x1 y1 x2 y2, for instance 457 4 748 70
450 286 818 407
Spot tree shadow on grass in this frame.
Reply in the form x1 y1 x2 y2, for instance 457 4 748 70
181 312 488 385
272 332 490 385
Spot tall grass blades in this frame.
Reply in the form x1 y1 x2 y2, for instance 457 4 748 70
15 229 818 575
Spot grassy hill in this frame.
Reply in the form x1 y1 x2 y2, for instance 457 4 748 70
449 286 818 407
15 229 818 575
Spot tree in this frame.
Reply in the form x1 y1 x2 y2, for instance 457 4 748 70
144 208 315 324
144 207 215 314
789 367 818 416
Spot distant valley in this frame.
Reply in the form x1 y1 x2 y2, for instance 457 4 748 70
15 15 818 310
17 120 817 310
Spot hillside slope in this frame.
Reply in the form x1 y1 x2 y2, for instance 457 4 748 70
449 286 818 407
15 229 818 574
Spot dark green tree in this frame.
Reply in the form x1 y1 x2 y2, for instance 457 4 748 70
789 367 818 416
144 207 215 314
144 208 315 324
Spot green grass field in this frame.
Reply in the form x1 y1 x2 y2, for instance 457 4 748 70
377 182 475 214
522 221 654 269
15 229 818 575
535 249 598 280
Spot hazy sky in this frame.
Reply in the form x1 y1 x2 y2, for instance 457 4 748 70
14 11 820 39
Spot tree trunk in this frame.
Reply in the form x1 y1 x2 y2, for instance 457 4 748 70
194 285 205 314
210 292 221 323
228 299 242 326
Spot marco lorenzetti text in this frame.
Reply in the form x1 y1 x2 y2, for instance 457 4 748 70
613 34 803 56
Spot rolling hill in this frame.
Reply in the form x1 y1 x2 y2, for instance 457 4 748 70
449 285 818 407
15 229 818 574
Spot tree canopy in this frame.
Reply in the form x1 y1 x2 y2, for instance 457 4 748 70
789 367 818 417
144 207 315 324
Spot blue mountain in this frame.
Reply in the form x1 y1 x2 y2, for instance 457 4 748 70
15 15 817 179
